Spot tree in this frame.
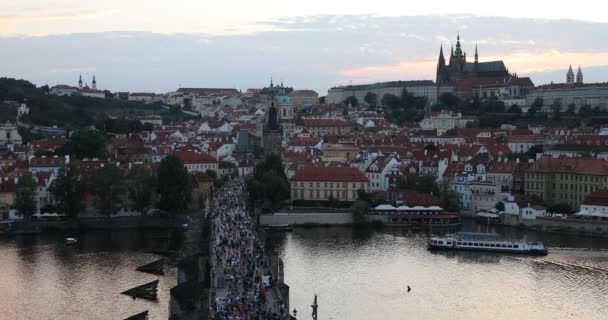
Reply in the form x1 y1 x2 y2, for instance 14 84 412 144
247 154 290 210
439 92 461 110
528 97 543 116
343 96 359 107
495 201 505 211
566 104 576 115
439 180 460 212
547 202 574 214
578 104 593 117
318 96 326 104
61 130 105 159
127 165 157 215
183 98 192 110
157 155 191 213
364 91 377 107
50 164 85 217
551 99 562 119
526 145 544 160
91 165 124 216
351 200 370 225
508 104 522 114
14 173 38 219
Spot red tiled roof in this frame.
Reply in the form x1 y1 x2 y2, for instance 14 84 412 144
528 157 608 176
301 119 351 127
177 88 239 95
582 189 608 206
51 84 78 90
173 151 217 164
29 157 66 168
288 90 318 96
535 82 608 90
290 166 369 183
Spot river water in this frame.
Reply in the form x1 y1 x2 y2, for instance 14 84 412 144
2 223 608 320
272 222 608 320
0 230 177 320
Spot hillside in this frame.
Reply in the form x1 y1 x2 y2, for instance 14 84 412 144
0 77 166 128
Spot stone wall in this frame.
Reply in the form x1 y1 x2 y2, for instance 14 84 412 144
260 212 353 226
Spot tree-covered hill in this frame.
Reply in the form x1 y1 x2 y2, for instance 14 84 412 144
0 77 164 128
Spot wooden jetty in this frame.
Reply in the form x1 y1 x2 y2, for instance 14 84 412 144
121 280 159 301
124 310 149 320
136 259 164 275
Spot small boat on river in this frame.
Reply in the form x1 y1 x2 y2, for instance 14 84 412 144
265 224 293 232
428 232 547 255
65 237 78 245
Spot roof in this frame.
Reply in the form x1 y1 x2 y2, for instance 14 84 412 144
288 90 318 97
535 82 608 90
172 151 218 164
330 80 436 91
582 189 608 206
29 157 66 168
290 166 369 183
300 119 351 127
528 157 608 176
176 88 240 95
462 61 507 73
51 84 79 90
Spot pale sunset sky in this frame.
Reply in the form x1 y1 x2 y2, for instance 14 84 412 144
1 0 607 94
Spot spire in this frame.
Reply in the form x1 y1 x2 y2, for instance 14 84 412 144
438 45 445 64
92 75 97 90
450 45 454 56
78 75 83 89
454 34 463 57
576 65 584 84
567 65 575 84
270 76 274 88
474 44 478 63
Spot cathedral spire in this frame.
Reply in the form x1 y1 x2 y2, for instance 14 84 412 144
576 65 584 84
454 34 463 57
474 44 478 63
567 65 575 84
78 75 83 89
439 45 445 62
92 75 97 90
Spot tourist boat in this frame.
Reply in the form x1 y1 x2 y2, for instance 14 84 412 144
474 210 502 225
428 232 548 255
65 237 78 245
265 224 293 232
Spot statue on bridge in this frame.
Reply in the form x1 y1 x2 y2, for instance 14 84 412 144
311 294 318 320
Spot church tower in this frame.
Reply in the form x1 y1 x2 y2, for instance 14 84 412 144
576 66 584 84
474 44 479 64
263 89 283 157
436 45 449 85
78 75 83 89
449 34 466 73
92 75 97 90
566 65 575 84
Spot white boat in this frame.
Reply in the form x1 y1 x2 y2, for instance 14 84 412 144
428 232 547 255
65 237 78 245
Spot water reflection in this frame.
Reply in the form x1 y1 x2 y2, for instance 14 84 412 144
0 230 178 320
276 223 608 320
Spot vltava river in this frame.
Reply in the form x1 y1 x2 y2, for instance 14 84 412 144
0 231 177 320
273 223 608 320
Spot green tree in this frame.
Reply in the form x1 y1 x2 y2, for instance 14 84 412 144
50 164 85 217
551 99 562 119
351 200 370 225
439 92 461 110
127 166 157 215
247 154 290 210
364 91 377 107
157 155 191 213
566 104 576 115
14 173 38 219
62 130 105 159
547 202 574 214
579 104 593 117
318 96 326 104
91 165 124 216
343 96 359 107
439 180 460 212
508 104 522 114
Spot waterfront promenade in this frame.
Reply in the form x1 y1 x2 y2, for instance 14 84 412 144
208 177 290 320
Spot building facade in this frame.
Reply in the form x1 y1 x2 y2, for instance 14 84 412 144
290 166 369 202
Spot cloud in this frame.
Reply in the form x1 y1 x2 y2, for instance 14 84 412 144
49 67 97 73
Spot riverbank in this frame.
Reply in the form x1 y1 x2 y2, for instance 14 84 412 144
3 216 185 236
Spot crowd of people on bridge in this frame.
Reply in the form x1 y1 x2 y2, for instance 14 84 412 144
209 177 290 320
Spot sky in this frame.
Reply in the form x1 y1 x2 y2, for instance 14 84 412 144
1 1 608 94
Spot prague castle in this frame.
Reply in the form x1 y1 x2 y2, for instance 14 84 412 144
436 34 509 85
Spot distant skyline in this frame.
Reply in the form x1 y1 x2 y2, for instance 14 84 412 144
1 3 608 94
